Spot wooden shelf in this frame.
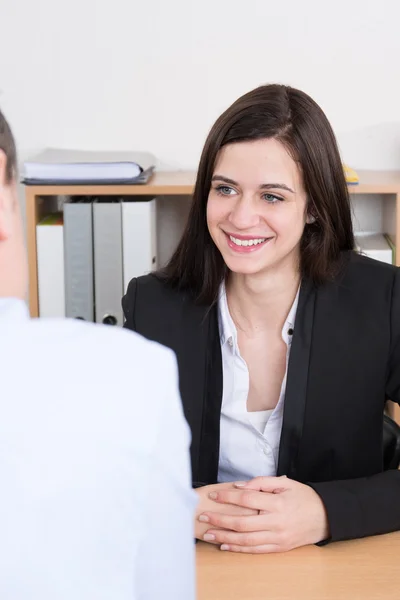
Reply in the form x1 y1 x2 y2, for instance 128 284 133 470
24 169 400 320
23 170 197 197
348 170 400 194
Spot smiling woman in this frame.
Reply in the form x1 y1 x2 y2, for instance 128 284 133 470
122 83 400 555
206 138 309 276
160 83 353 304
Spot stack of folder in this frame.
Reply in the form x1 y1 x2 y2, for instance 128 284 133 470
355 233 394 265
22 149 156 185
37 196 157 322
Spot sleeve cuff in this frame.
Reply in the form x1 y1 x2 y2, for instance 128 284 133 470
309 471 400 543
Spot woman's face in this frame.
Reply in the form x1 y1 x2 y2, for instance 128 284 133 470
206 138 310 278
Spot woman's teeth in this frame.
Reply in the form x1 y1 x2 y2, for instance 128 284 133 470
229 235 267 247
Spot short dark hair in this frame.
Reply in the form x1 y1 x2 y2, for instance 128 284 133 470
0 107 17 184
162 84 355 304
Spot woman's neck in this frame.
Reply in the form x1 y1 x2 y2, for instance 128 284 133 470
226 266 300 335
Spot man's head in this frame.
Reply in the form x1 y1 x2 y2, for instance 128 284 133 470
0 108 28 300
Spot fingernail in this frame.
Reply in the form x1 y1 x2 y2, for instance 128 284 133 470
220 544 230 551
198 515 209 522
208 492 217 500
234 481 246 488
203 533 216 541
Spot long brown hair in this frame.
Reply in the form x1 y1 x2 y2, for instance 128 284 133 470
162 84 354 304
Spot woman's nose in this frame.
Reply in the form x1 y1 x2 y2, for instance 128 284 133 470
228 197 260 230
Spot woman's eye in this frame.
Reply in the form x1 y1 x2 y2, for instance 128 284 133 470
263 193 283 203
216 185 236 196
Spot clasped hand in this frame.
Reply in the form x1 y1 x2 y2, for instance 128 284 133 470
195 476 329 554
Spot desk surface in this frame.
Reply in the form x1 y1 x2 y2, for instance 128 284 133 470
196 532 400 600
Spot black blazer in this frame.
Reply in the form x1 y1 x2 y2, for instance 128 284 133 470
122 251 400 543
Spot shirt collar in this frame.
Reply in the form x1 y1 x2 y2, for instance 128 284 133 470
0 298 30 323
218 282 300 348
282 286 300 346
218 284 236 347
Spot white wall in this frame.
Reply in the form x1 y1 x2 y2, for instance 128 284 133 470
1 0 400 262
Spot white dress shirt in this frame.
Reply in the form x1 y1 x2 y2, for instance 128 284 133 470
0 299 197 600
218 285 299 482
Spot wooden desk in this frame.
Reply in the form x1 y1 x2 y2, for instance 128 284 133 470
197 532 400 600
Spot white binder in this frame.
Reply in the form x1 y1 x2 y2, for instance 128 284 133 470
122 198 157 292
37 213 65 318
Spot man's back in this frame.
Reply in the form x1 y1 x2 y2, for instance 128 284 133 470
0 299 196 600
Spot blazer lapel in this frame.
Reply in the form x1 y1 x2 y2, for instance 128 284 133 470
196 304 223 485
177 297 215 483
277 279 316 478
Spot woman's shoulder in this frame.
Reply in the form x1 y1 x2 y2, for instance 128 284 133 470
123 271 215 345
123 271 206 329
344 250 398 281
126 272 190 304
331 250 399 301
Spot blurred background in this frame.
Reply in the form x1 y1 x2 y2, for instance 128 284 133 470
1 0 399 170
2 0 400 309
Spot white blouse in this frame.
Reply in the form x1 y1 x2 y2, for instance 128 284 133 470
217 284 300 482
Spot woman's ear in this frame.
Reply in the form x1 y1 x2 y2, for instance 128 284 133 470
306 214 316 224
